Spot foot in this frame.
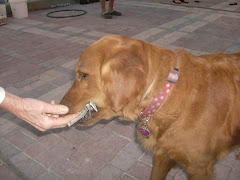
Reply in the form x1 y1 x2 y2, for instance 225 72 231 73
229 2 237 5
109 10 122 16
101 12 112 19
173 0 181 3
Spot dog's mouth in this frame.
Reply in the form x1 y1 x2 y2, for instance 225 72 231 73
67 101 98 127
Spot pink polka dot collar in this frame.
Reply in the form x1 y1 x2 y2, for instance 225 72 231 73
138 68 179 138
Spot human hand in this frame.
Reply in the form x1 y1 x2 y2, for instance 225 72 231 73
0 92 78 131
15 98 78 131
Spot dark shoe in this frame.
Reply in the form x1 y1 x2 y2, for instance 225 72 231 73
195 0 200 2
109 10 122 16
229 2 237 5
173 0 181 4
101 12 112 19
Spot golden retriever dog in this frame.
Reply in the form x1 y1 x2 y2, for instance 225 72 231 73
61 35 240 180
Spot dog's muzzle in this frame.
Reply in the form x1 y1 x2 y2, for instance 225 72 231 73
67 101 98 127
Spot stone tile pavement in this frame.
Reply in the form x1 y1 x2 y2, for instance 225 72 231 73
0 0 240 179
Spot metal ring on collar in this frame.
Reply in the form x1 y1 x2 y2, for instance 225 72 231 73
138 114 151 123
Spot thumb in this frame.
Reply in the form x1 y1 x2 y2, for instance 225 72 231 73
44 103 69 115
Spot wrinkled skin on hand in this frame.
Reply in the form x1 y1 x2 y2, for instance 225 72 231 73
0 92 78 131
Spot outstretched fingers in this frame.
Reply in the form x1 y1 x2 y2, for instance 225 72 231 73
49 113 79 129
41 101 69 115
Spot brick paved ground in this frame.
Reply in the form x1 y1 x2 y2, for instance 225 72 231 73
0 0 240 179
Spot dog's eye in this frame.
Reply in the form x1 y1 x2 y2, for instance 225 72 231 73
79 73 88 80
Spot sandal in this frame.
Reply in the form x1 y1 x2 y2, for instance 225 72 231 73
173 0 181 4
229 2 237 5
101 12 112 19
109 10 122 16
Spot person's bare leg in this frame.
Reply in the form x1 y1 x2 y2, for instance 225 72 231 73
107 0 121 16
108 0 114 12
100 0 112 19
100 0 106 13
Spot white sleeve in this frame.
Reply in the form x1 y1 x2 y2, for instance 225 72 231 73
0 87 6 104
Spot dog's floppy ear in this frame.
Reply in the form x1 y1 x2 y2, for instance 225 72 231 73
101 53 147 112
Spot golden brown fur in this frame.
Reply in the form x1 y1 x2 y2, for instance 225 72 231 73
61 35 240 180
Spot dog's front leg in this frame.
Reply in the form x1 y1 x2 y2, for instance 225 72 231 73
150 154 176 180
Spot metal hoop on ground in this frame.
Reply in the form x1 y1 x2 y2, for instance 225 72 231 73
46 9 87 18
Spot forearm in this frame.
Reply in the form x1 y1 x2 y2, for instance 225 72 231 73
0 91 24 117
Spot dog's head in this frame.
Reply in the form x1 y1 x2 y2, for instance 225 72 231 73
61 35 152 125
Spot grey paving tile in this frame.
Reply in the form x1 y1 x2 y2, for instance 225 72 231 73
123 141 145 159
228 161 240 180
36 133 63 148
23 140 48 158
27 82 58 98
50 157 94 179
225 43 240 54
3 129 35 150
13 77 40 89
75 122 108 136
214 163 232 180
35 140 73 168
56 127 90 147
120 174 137 180
4 87 24 96
0 164 22 180
80 129 115 154
17 92 38 99
95 134 130 163
104 119 137 141
0 116 9 125
68 147 106 175
0 143 21 161
171 35 233 53
218 152 238 168
10 152 45 179
34 170 63 180
17 122 48 140
3 72 31 86
0 108 15 120
111 151 137 171
194 21 240 41
18 79 46 92
94 164 123 180
139 152 153 167
0 138 10 150
50 75 75 86
127 161 152 180
23 132 61 159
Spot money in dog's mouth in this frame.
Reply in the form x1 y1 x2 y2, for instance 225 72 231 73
67 101 98 127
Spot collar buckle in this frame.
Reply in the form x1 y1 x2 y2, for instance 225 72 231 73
166 69 179 84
